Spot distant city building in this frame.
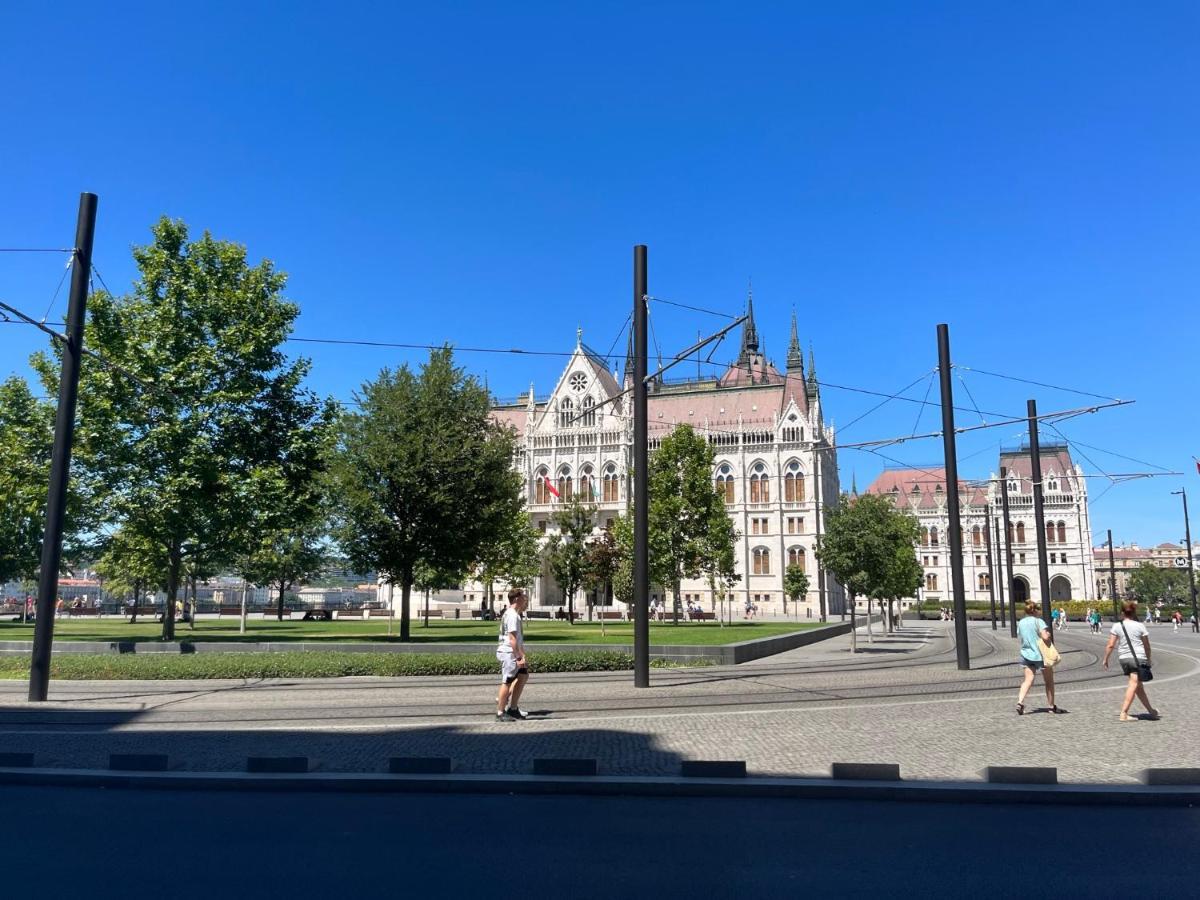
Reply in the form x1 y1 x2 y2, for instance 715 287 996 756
1093 541 1189 601
472 294 846 617
863 443 1096 608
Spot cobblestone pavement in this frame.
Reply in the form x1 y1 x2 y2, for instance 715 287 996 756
1 621 1197 783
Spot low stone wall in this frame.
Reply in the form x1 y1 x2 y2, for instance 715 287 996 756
0 619 871 664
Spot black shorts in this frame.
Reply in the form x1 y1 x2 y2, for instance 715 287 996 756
1021 658 1044 671
1120 661 1140 677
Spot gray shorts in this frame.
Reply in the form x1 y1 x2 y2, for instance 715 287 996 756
498 653 527 684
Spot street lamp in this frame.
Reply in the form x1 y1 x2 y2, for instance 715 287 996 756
1171 489 1199 633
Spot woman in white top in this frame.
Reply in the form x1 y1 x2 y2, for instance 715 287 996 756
1103 600 1161 722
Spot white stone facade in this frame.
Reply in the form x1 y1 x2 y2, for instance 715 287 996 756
468 303 847 619
863 444 1096 611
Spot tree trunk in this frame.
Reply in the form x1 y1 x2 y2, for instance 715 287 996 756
277 580 286 621
162 546 182 641
423 588 430 628
672 580 680 625
567 583 575 624
400 577 412 641
849 590 857 653
188 575 197 631
131 581 140 624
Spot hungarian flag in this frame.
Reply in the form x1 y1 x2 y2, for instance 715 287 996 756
1195 456 1200 476
545 480 560 499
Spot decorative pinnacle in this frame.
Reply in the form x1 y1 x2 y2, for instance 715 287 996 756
786 308 803 373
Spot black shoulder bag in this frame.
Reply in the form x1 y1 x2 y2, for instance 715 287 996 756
1119 621 1153 682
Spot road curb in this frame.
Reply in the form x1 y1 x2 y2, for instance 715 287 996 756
1 767 1197 806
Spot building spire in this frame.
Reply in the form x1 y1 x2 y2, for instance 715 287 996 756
851 470 858 497
624 323 635 379
737 280 759 363
806 343 819 399
786 308 803 374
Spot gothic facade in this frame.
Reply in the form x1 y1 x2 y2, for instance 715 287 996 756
863 444 1097 610
480 297 847 618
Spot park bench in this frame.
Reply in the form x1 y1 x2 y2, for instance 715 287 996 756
334 610 363 620
217 606 243 617
418 609 443 619
67 607 100 617
690 611 716 621
598 611 626 621
526 610 552 620
303 609 335 621
367 609 393 618
261 609 292 619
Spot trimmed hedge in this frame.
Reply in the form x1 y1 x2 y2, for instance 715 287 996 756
0 650 711 680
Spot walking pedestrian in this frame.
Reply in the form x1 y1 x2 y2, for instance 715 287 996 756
1173 611 1182 633
1016 601 1062 715
1103 601 1160 722
1091 608 1102 634
495 588 530 722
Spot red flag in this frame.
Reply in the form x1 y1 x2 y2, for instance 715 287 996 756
1195 457 1200 476
545 479 560 499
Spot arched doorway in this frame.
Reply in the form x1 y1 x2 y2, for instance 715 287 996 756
1011 576 1030 607
1050 575 1072 602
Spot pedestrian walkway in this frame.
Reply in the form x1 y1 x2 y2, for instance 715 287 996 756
1 621 1196 783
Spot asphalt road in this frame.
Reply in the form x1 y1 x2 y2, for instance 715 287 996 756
4 784 1198 899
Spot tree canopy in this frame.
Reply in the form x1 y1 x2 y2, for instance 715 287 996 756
329 347 520 640
0 376 55 585
545 498 596 622
647 425 736 622
39 218 323 639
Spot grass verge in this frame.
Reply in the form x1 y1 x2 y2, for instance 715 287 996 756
0 651 713 680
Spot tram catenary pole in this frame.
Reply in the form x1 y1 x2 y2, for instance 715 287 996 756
632 245 649 688
936 324 970 670
994 514 1007 627
1000 470 1017 639
1027 399 1054 642
1107 528 1119 621
1171 489 1198 634
29 192 98 702
985 502 997 630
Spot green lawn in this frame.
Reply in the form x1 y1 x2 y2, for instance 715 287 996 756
0 617 819 646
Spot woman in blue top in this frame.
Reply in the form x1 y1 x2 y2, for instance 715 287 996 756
1016 601 1061 715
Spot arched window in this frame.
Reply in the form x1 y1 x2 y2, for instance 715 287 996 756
1007 478 1019 494
1057 521 1067 544
972 525 981 547
978 572 991 591
752 547 771 575
1016 522 1026 544
557 466 573 501
749 463 770 504
784 460 805 502
920 526 929 547
930 525 939 547
558 397 574 428
715 464 734 504
787 546 806 571
602 464 619 502
982 522 990 545
1007 522 1014 545
1048 475 1059 492
579 465 594 501
535 469 551 504
580 396 596 428
926 573 938 590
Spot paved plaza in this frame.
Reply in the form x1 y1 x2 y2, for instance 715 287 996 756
1 620 1197 783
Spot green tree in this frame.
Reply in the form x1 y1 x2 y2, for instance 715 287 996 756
545 498 596 623
610 514 634 609
0 376 54 587
783 563 810 617
44 218 316 640
585 525 623 621
240 394 337 620
1127 563 1189 606
879 536 922 631
475 499 542 613
648 425 735 624
93 528 165 623
414 560 465 626
330 348 520 641
818 492 917 651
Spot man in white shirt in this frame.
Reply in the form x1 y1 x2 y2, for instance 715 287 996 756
496 588 530 722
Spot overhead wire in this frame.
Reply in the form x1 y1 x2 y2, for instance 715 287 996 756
955 365 1121 403
837 369 935 437
645 295 737 319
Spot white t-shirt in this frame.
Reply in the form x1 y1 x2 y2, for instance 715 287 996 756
1111 619 1148 662
497 608 524 656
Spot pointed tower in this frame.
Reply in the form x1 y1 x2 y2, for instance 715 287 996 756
786 309 804 375
736 283 760 366
806 344 819 400
623 324 635 387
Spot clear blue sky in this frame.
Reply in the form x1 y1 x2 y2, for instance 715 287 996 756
2 2 1197 545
